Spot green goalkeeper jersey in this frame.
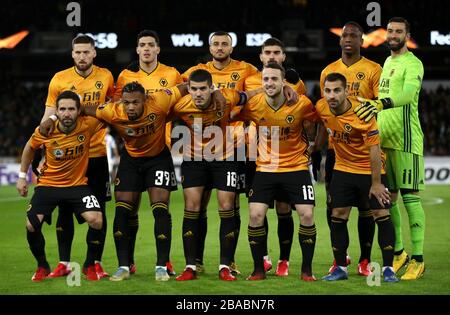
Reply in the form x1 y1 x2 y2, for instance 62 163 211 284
378 51 424 155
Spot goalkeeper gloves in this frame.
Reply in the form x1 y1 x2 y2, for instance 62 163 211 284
354 97 393 122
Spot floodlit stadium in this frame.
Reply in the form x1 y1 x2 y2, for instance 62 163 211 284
1 0 449 304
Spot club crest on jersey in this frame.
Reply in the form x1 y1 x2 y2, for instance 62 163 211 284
216 111 224 118
148 113 157 122
344 124 352 132
285 115 295 124
356 72 365 80
231 72 240 81
159 78 168 87
77 134 85 142
114 178 120 186
248 189 253 197
95 81 103 89
53 148 64 158
126 128 136 136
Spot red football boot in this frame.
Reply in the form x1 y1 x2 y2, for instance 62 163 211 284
219 267 237 281
31 267 50 282
48 263 71 278
175 267 197 281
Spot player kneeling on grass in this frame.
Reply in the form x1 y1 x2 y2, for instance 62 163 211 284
16 91 104 282
312 73 398 283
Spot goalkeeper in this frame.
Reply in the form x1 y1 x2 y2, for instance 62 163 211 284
354 17 425 280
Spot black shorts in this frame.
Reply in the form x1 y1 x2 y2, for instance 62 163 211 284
181 160 238 192
325 149 336 184
114 147 177 192
249 170 315 206
236 161 247 194
244 160 257 197
86 156 111 203
28 186 101 225
329 170 390 210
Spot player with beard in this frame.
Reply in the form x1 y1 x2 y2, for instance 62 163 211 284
38 34 114 280
243 37 308 276
113 30 181 277
354 17 426 280
313 22 382 277
181 31 259 275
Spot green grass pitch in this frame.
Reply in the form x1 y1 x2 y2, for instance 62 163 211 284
1 183 449 295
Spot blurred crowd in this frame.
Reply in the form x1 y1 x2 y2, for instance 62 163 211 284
2 0 449 36
1 77 448 159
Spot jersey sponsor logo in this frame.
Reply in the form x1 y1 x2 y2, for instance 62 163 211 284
356 72 365 80
148 113 157 122
231 72 240 81
77 134 86 142
159 78 168 87
217 82 236 89
343 123 352 132
95 81 104 89
285 115 295 124
125 128 136 136
53 148 64 158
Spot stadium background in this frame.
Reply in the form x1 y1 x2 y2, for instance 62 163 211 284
0 0 449 296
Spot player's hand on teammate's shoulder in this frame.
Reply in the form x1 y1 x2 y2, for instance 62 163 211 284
283 85 298 105
211 89 226 112
39 118 55 137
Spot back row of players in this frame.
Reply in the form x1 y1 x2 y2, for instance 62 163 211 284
17 18 424 283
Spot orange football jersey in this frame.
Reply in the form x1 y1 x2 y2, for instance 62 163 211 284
244 71 308 149
114 62 182 100
234 93 319 172
45 65 114 158
183 59 258 150
315 97 385 175
29 117 102 187
320 56 381 150
114 62 182 148
168 89 242 160
320 57 381 99
182 59 258 90
96 87 182 158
